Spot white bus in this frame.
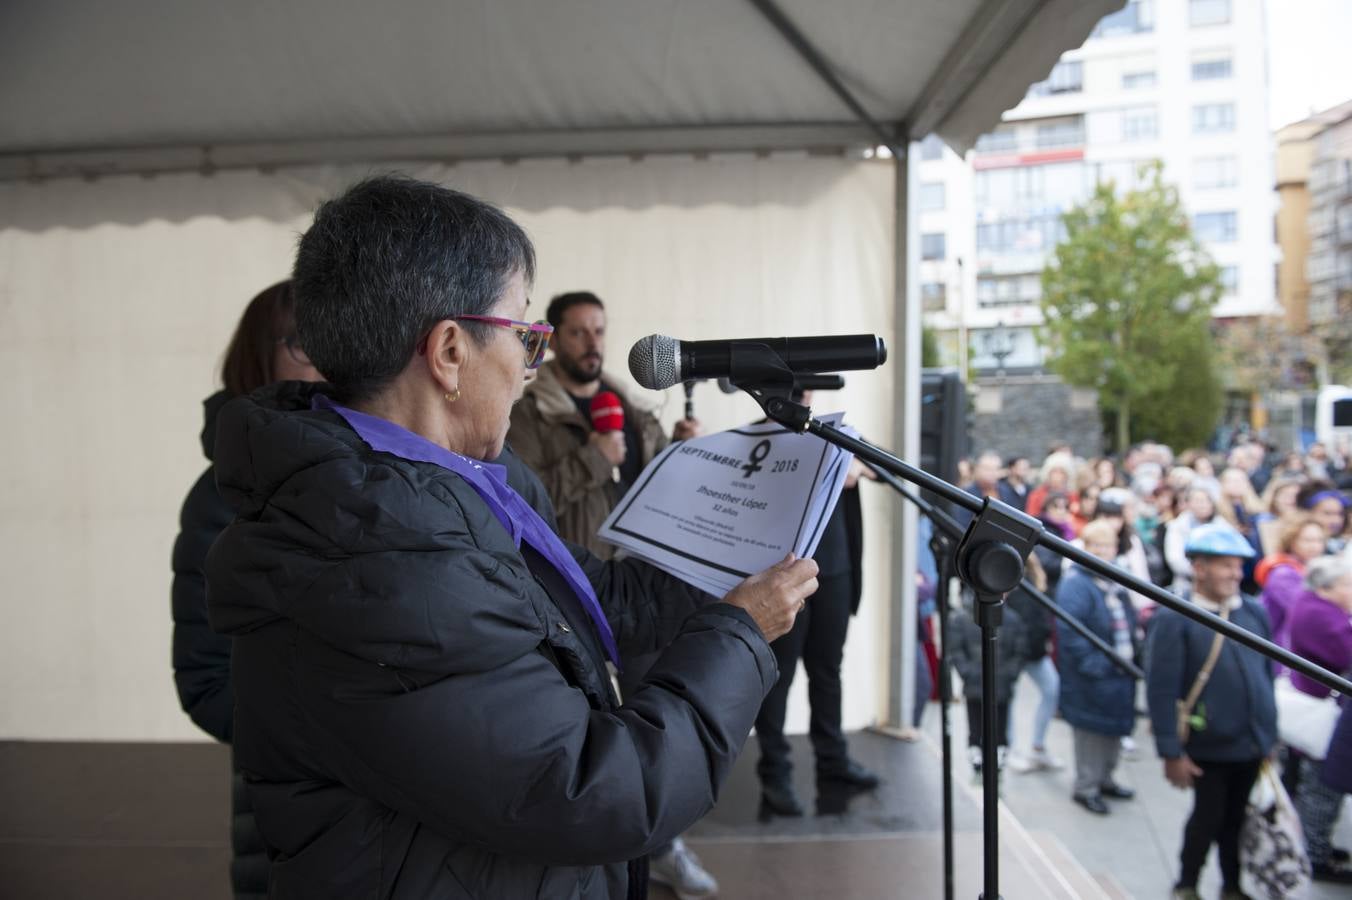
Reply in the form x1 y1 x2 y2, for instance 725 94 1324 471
1315 384 1352 450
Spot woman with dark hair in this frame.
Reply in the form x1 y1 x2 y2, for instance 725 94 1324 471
1071 482 1100 536
204 175 817 899
1298 480 1350 554
170 280 323 900
1033 491 1075 599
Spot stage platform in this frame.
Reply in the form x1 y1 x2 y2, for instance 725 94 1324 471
0 731 1114 899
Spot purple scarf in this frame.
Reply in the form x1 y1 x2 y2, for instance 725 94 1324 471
313 395 620 666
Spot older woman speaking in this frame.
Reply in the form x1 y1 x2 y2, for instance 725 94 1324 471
206 176 818 899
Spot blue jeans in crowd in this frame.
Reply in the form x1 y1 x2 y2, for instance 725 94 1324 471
1007 655 1060 751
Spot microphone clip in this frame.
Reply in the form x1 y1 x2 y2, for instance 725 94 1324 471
724 342 811 432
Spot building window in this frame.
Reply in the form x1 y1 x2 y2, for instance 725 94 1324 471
1189 0 1230 27
921 232 947 261
1193 155 1238 190
1192 103 1236 134
1122 70 1157 89
1093 0 1155 37
1094 159 1156 191
1337 204 1352 244
1036 117 1085 148
1121 107 1159 142
1028 60 1084 97
1191 53 1233 80
976 274 1043 309
919 134 945 161
974 160 1088 211
974 128 1018 153
1219 265 1238 293
1194 211 1238 243
921 282 947 312
919 182 947 211
977 215 1066 255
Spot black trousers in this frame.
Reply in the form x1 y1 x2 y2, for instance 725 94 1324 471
964 699 1010 753
755 572 853 782
1178 757 1263 890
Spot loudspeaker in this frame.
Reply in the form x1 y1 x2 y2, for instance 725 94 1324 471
920 369 969 516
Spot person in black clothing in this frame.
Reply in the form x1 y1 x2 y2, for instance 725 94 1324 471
957 450 1022 527
754 393 879 816
204 176 819 899
1000 455 1032 512
947 583 1029 781
170 280 323 900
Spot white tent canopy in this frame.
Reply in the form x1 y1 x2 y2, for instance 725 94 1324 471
1 0 1119 180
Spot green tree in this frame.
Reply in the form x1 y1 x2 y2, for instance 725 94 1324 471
1039 163 1224 452
1130 327 1224 450
921 325 941 368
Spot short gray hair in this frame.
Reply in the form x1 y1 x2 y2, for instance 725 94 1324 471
1305 553 1352 593
293 174 536 403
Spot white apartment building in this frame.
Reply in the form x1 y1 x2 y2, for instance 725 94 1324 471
919 0 1277 374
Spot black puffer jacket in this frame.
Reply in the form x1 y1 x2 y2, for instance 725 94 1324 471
205 383 778 899
946 590 1030 702
170 390 269 899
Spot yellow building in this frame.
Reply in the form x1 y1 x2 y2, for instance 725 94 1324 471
1275 100 1352 334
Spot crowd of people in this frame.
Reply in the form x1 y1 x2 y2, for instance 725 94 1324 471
942 438 1352 896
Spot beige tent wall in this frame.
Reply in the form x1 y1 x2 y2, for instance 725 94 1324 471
0 154 896 740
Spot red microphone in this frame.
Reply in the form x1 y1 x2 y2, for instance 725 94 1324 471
590 391 624 482
589 391 625 434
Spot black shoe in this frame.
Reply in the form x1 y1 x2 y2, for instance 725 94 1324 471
1312 860 1352 883
1099 782 1135 800
1073 793 1110 815
1333 847 1351 863
761 780 805 817
817 759 881 790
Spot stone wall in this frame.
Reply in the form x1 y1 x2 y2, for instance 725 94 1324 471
969 374 1104 462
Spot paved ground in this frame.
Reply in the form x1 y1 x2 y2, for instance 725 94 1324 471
925 668 1352 899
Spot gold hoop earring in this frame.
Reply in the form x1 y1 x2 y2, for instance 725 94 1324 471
445 388 461 403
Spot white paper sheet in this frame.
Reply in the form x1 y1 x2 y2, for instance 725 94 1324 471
598 413 855 596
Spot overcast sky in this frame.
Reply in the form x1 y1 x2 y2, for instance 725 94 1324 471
1266 0 1352 129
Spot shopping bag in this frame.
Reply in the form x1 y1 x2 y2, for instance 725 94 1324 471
1274 677 1340 759
1240 760 1312 899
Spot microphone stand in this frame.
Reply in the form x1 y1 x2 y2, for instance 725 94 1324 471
864 462 1145 900
725 365 1352 900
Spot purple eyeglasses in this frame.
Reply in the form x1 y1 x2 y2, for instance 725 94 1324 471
452 315 554 369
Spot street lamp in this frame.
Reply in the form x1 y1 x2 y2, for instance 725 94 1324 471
982 319 1015 377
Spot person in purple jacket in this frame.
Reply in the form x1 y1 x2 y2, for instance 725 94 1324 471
1289 553 1352 883
1256 516 1328 648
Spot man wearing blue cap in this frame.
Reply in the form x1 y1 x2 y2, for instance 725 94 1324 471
1145 523 1278 900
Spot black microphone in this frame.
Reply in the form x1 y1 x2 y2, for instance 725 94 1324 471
683 381 696 419
629 334 885 391
717 374 845 394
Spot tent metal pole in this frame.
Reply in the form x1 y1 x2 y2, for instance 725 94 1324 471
888 148 921 733
746 0 904 157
